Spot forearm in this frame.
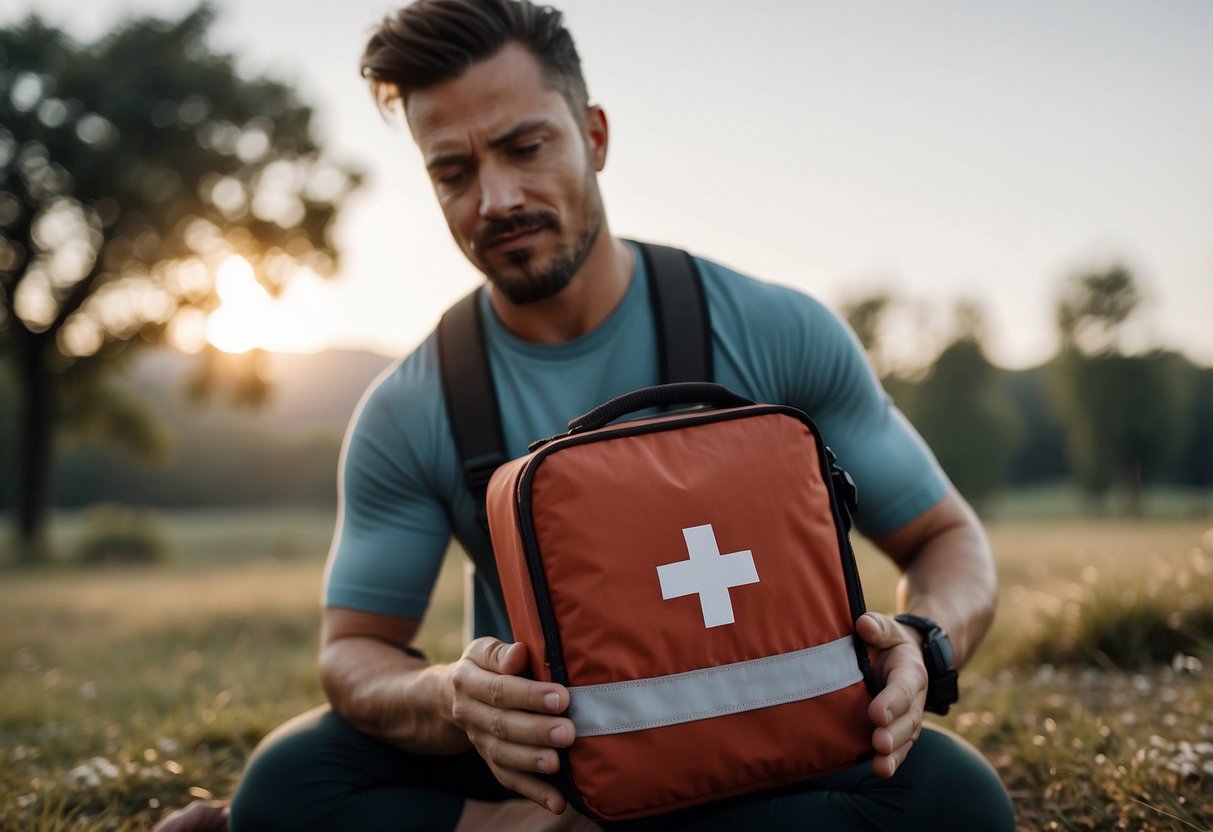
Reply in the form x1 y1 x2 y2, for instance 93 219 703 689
897 528 989 669
880 492 998 669
319 636 471 754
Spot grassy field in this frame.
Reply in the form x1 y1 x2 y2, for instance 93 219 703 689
2 512 1212 831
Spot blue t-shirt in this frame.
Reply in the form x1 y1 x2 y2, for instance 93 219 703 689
324 245 949 640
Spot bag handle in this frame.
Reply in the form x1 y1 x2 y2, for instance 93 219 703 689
568 383 754 434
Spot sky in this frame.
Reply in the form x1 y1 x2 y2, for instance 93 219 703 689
5 0 1212 369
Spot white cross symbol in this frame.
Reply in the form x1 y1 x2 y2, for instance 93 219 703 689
656 524 760 628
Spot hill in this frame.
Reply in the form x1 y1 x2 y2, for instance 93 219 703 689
128 348 397 434
0 348 397 511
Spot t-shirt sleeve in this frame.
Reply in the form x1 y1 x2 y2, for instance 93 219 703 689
322 367 452 620
780 293 950 538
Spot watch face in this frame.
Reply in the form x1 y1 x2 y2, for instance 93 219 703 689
931 632 955 669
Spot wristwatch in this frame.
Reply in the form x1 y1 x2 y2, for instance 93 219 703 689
894 613 959 715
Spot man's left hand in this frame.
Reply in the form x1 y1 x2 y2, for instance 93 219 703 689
856 612 929 779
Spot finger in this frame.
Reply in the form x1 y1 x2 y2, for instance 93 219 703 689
473 732 567 781
454 667 569 715
487 763 569 815
151 801 230 832
463 637 531 675
868 675 923 727
458 639 569 713
464 710 575 776
471 727 565 774
868 656 928 726
872 706 923 756
856 612 911 650
869 738 915 779
452 661 569 716
458 697 576 749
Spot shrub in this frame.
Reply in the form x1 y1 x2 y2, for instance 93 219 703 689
1014 550 1213 669
73 505 174 566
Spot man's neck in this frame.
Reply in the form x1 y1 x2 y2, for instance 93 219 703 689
488 232 634 344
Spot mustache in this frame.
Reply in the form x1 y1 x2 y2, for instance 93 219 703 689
473 211 560 252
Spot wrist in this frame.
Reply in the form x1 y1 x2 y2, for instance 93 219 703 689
895 620 926 650
893 613 959 715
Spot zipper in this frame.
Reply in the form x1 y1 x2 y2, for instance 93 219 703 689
514 451 570 685
816 444 874 693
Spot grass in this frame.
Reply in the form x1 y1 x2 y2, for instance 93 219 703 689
2 512 1212 830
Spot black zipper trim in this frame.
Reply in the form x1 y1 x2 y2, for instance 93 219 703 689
513 447 588 812
512 403 873 814
815 450 875 694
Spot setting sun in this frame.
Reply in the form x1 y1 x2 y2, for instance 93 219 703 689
161 254 343 355
206 256 271 354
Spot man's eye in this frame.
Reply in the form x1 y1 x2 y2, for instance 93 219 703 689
510 142 542 159
437 170 466 187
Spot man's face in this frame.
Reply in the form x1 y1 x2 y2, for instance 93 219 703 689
406 44 607 305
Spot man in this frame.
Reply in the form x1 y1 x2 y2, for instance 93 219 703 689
158 1 1015 829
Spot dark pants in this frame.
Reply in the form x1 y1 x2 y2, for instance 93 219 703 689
229 706 1015 831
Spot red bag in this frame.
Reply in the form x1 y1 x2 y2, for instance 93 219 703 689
486 383 874 822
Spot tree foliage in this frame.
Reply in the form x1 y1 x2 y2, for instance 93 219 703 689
0 5 360 558
841 291 894 379
1050 267 1190 512
897 302 1022 512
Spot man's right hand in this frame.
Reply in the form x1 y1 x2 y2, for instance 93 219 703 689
449 638 575 814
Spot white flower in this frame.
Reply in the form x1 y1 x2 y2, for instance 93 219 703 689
66 765 101 789
66 756 121 789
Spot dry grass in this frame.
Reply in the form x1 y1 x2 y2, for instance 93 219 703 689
2 517 1211 831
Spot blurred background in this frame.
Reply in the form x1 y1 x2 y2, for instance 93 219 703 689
1 2 1210 830
1 0 1210 562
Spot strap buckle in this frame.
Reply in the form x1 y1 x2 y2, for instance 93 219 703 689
825 445 859 523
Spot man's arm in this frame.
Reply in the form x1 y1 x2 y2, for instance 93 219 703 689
876 487 997 668
319 607 576 813
856 487 997 778
319 608 467 752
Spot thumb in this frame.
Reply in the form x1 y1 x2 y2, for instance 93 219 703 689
856 612 905 649
466 637 530 674
496 640 530 674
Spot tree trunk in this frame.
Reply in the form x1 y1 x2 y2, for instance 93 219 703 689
16 327 54 564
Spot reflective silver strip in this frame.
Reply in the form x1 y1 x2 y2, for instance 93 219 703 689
567 636 863 737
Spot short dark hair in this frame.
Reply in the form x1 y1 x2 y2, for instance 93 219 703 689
360 0 589 115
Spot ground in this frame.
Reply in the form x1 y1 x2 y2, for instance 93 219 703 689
1 510 1210 831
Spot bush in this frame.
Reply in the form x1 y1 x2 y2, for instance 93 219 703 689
73 505 174 566
1014 550 1213 669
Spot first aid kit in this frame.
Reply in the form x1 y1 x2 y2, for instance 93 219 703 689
484 382 874 822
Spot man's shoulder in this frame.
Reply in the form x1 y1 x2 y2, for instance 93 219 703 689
690 254 845 342
350 331 447 438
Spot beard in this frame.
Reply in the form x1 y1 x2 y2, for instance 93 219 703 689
472 200 604 307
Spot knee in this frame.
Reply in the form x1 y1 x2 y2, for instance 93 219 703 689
910 726 1016 832
228 749 294 831
229 707 331 832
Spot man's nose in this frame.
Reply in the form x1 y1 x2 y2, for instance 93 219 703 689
478 162 524 218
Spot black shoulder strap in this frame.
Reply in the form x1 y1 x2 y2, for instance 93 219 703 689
638 241 714 384
437 241 712 533
437 288 508 534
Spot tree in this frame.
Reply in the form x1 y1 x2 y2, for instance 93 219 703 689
1172 367 1213 488
0 6 360 560
841 291 895 380
898 302 1022 513
1050 267 1189 514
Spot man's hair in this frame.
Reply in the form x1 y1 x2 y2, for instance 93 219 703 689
361 0 589 115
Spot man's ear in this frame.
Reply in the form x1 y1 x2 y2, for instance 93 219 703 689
583 105 609 171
